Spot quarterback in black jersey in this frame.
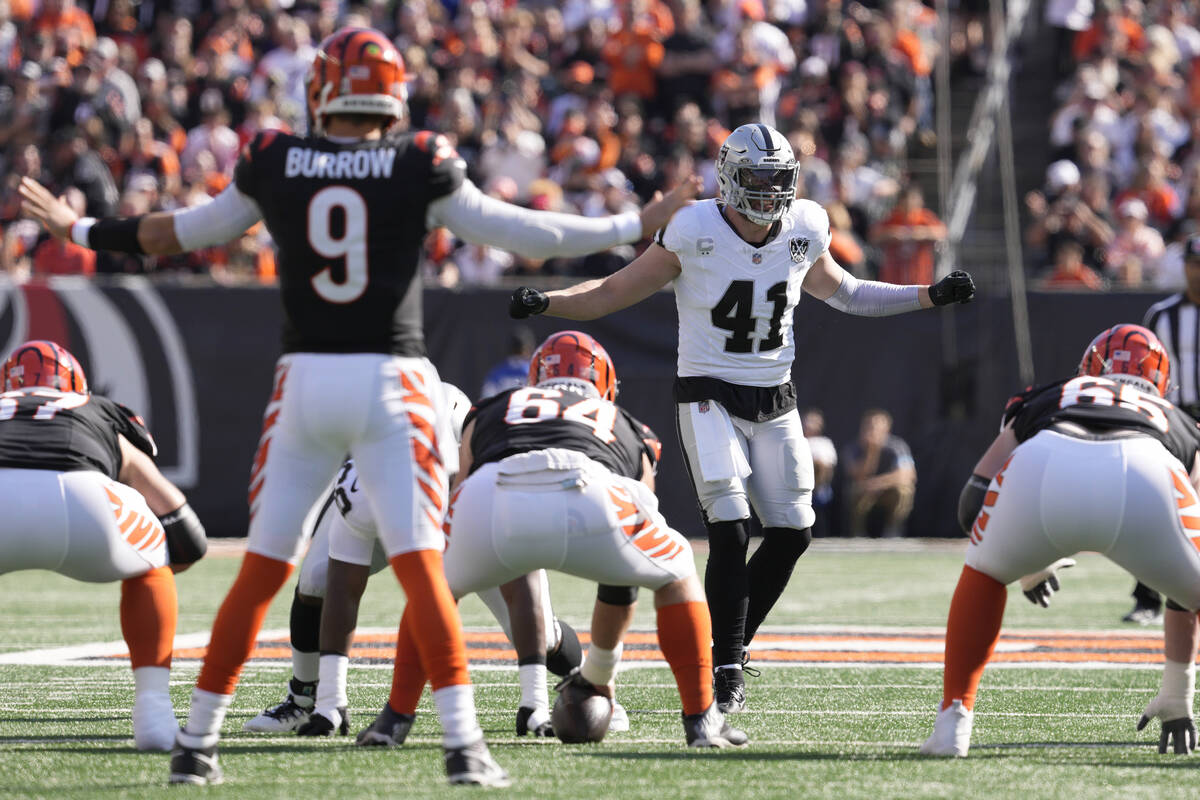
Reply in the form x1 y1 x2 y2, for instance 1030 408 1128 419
21 25 699 788
383 331 748 748
922 325 1200 758
0 340 206 753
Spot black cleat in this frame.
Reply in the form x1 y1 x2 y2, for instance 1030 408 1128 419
714 667 746 713
168 740 224 785
444 739 511 787
355 704 415 747
516 705 554 737
683 702 749 748
296 706 349 736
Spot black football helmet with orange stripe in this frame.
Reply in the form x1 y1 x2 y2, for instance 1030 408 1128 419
528 331 618 401
306 27 408 135
1078 323 1170 397
2 340 88 393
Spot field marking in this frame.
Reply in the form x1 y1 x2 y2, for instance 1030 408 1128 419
0 625 1169 670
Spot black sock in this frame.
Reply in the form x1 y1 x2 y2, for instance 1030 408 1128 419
704 519 751 668
288 676 317 700
745 527 811 644
290 588 322 654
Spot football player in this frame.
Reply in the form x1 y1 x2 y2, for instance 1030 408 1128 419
0 340 207 752
243 383 588 738
509 122 976 712
20 27 696 787
922 325 1200 757
358 331 747 748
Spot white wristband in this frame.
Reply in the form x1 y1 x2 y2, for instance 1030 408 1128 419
613 211 642 244
70 217 97 248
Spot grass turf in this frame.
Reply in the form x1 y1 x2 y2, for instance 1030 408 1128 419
0 542 1188 798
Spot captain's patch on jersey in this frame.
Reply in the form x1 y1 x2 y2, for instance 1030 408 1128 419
0 627 1170 670
789 237 809 263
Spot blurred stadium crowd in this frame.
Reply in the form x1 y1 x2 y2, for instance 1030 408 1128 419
1036 0 1200 290
0 0 988 284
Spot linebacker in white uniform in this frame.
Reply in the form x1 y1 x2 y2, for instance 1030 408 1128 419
511 122 975 711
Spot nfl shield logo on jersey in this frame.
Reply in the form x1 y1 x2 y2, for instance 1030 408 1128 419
751 252 763 264
698 400 710 413
789 237 809 263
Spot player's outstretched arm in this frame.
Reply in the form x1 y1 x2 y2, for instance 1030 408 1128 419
803 250 975 315
510 243 682 321
431 176 702 261
20 176 261 256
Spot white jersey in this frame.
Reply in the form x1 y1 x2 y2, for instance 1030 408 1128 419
657 198 831 387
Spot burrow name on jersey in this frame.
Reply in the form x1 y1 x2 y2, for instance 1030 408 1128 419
284 146 397 180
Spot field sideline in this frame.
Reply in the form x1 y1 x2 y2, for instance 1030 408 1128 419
0 541 1191 798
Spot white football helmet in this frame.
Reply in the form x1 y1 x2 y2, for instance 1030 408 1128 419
716 123 798 226
442 381 472 443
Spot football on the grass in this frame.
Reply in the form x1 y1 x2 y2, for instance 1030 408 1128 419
551 678 613 743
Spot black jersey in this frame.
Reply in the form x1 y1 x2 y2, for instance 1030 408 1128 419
465 384 655 480
1003 375 1200 466
0 389 157 479
233 128 466 356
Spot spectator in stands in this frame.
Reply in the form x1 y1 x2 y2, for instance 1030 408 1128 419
657 0 718 116
1025 159 1113 270
48 127 118 218
1040 239 1106 289
480 327 536 399
181 89 239 177
844 409 916 538
871 183 946 285
802 408 838 539
1105 198 1165 285
89 36 140 130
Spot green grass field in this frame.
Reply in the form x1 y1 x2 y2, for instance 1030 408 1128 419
0 540 1190 799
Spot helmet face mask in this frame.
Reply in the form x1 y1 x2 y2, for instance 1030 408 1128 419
2 340 88 394
527 331 618 402
717 124 798 226
1078 323 1170 398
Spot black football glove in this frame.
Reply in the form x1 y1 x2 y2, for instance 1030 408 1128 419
1137 714 1198 755
929 270 976 306
509 287 549 319
1018 558 1075 608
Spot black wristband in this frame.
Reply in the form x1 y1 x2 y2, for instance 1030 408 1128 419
88 216 146 254
159 502 207 564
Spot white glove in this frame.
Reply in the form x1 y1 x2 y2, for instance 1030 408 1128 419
1017 558 1076 608
1138 658 1196 754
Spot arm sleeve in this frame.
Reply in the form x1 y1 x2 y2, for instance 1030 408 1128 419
428 179 642 259
172 184 264 250
822 271 923 317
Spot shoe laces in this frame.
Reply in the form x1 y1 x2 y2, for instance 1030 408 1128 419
740 652 760 678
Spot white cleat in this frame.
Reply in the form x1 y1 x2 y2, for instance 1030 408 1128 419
920 699 974 757
244 694 313 733
609 700 630 733
132 691 178 752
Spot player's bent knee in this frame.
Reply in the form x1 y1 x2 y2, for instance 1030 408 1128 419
654 574 705 607
762 504 815 531
597 584 638 606
705 496 751 524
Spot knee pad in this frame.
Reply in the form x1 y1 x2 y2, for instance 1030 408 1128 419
597 584 639 605
705 495 751 524
767 504 815 531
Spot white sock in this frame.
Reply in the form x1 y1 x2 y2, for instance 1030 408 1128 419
518 663 548 711
581 642 623 687
315 653 349 721
292 647 319 684
433 684 483 749
179 688 232 748
133 665 170 696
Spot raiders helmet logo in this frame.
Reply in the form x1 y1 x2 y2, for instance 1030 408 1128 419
789 237 810 263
